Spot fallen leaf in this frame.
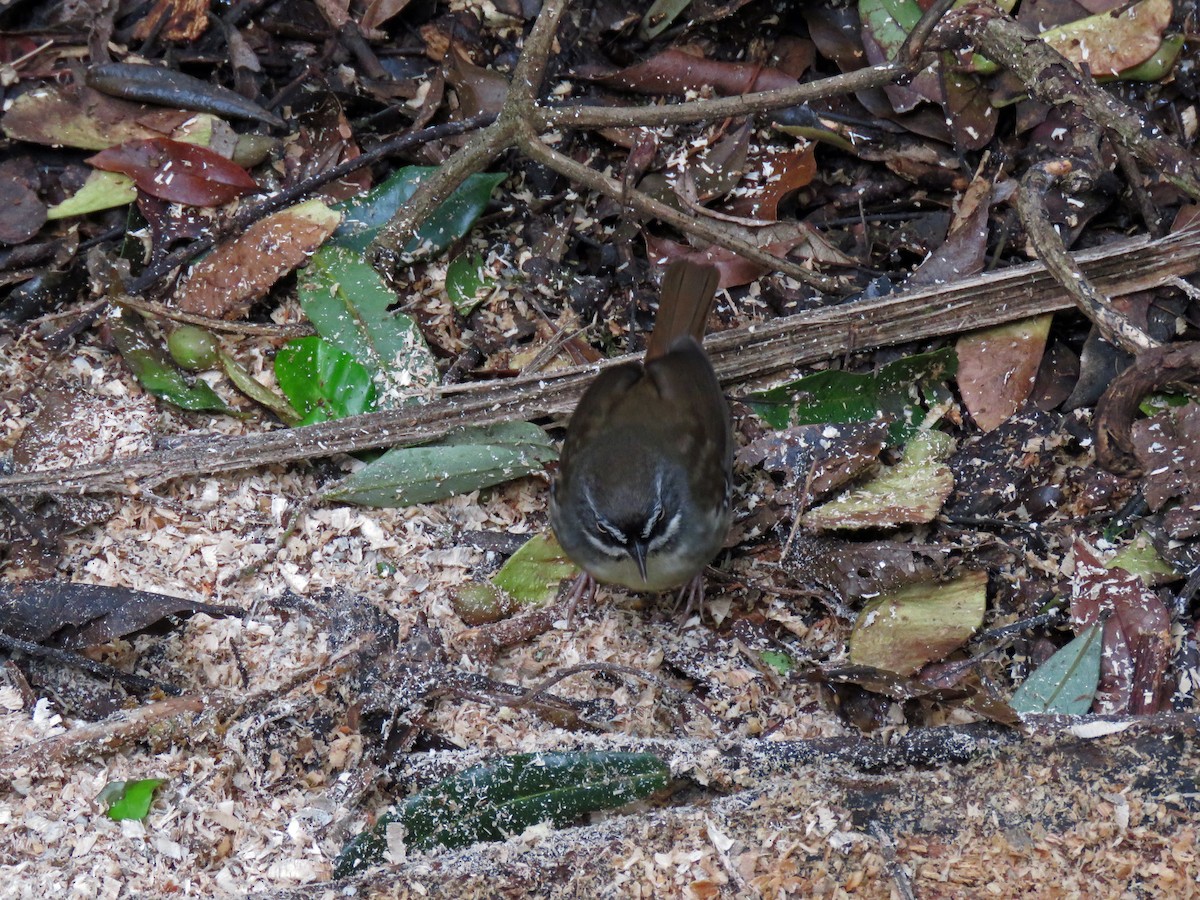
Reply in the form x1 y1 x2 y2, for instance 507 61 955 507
1070 540 1172 714
585 47 797 97
956 315 1053 432
87 138 257 206
175 198 341 318
1010 623 1103 715
849 569 988 676
1 83 189 150
0 580 235 648
131 0 210 42
1043 0 1172 76
803 431 955 530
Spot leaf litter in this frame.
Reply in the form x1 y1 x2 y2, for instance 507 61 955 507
0 0 1198 894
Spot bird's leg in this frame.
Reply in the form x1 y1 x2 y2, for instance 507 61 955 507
564 571 597 627
673 573 707 623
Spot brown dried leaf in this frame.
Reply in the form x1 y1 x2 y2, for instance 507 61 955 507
736 420 889 504
909 173 994 288
445 47 509 119
1042 0 1171 76
175 198 341 318
284 93 371 203
1069 541 1172 714
946 409 1061 518
131 0 211 42
0 158 46 244
788 534 953 599
722 146 817 221
0 580 235 648
1 83 190 151
956 315 1053 432
1130 403 1200 539
362 0 413 31
803 432 955 531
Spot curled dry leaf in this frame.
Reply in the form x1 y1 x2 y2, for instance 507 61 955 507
175 198 341 318
1069 540 1172 714
1094 342 1200 476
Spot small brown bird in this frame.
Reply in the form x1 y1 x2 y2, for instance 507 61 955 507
550 260 732 612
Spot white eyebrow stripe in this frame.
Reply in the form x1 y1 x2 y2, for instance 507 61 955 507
648 511 681 552
582 526 625 558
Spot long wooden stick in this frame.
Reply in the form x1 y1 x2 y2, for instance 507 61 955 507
2 228 1198 499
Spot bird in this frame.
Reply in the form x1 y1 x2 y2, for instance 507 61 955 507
550 259 733 617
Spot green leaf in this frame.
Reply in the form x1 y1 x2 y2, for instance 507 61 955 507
99 778 166 821
638 0 694 39
218 350 300 424
331 166 506 257
323 422 557 507
849 569 988 676
1138 391 1190 417
760 650 793 676
1010 624 1103 715
47 169 137 219
492 531 580 607
1106 535 1177 582
747 348 956 444
334 751 669 878
446 252 492 315
859 0 922 62
109 310 231 412
274 336 376 426
299 245 437 405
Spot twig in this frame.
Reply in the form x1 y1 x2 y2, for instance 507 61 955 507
507 661 720 727
517 125 839 292
0 696 205 778
114 294 313 337
937 6 1200 200
0 633 183 696
1017 160 1157 354
0 638 369 779
870 822 917 900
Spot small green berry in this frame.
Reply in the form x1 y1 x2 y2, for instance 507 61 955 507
168 325 220 371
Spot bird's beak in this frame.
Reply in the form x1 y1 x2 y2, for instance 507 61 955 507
629 541 649 583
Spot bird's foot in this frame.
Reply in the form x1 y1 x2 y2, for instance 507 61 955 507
564 571 597 627
673 573 707 624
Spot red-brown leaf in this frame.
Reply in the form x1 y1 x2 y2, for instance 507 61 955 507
87 138 257 206
1070 540 1172 714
